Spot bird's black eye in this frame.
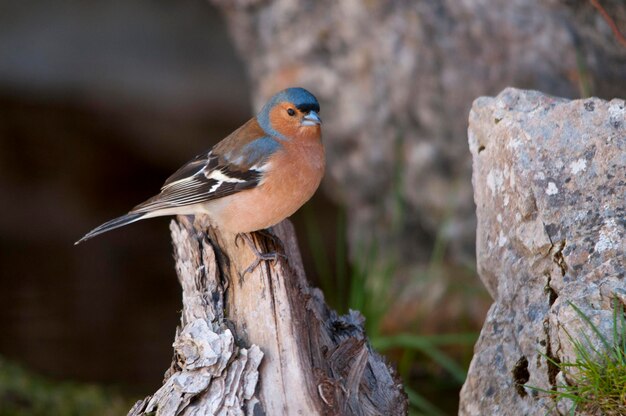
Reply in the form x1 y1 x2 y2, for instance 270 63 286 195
287 108 296 116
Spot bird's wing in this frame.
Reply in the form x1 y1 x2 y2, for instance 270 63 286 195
131 135 281 214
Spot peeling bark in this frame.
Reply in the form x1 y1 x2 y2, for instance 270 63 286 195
129 216 407 416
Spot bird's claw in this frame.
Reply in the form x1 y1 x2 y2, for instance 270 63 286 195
242 251 287 275
237 233 287 276
234 232 245 248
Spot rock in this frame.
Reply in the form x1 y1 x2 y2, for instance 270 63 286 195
211 0 626 280
459 88 625 415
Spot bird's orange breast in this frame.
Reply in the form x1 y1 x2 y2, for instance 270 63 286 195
206 129 324 233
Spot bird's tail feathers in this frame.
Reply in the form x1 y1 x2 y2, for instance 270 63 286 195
75 212 146 245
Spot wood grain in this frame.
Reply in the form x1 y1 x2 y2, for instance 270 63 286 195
129 215 407 416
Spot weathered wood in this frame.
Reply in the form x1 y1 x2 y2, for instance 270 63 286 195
128 215 263 416
129 215 407 416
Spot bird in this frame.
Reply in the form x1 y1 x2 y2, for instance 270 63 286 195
76 87 325 259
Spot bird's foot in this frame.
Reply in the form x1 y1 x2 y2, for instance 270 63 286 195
255 228 281 244
236 233 287 275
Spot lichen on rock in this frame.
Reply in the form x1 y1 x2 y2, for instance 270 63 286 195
460 88 625 415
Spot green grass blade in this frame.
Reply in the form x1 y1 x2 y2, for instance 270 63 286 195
373 333 479 349
569 301 612 352
372 334 470 383
528 301 626 414
404 386 446 416
335 208 347 309
302 205 334 304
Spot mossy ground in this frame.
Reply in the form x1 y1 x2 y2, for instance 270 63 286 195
0 356 133 416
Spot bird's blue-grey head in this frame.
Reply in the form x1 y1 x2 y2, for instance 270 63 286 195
257 87 321 140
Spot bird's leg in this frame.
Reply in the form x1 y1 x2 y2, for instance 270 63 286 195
255 228 281 244
236 233 287 275
235 228 280 247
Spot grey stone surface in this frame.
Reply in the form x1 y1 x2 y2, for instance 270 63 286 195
459 88 625 415
212 0 626 288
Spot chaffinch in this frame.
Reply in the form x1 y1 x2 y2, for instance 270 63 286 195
76 87 324 245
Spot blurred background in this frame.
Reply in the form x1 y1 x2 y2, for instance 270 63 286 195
0 0 624 415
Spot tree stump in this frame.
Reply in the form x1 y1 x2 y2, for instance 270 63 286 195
128 215 407 416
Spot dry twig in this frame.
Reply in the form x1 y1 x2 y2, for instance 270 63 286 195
590 0 626 48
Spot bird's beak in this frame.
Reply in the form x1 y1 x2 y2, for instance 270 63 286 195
302 110 322 126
